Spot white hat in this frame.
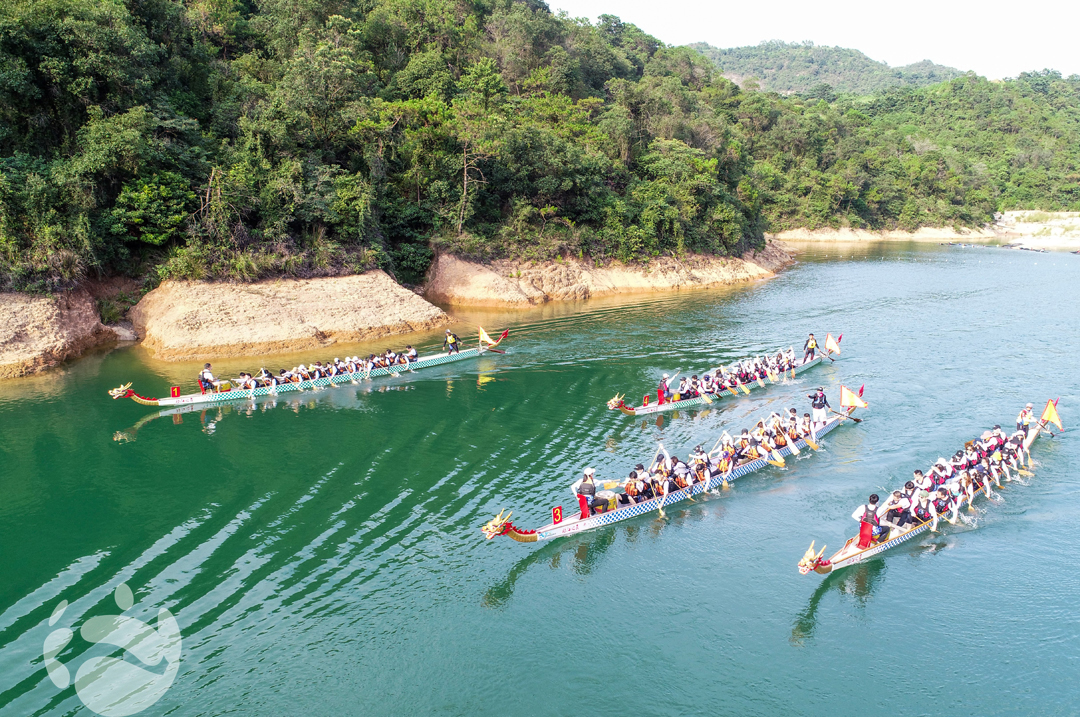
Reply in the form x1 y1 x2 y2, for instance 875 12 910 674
663 373 669 379
1026 402 1033 408
584 467 595 476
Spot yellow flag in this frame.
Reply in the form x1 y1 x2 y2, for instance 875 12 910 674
1041 399 1064 431
825 333 842 355
479 327 495 345
840 385 867 408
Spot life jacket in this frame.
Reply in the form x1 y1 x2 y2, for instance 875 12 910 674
861 504 879 526
933 497 952 514
626 481 639 497
807 338 817 349
811 393 828 409
913 502 932 521
578 480 595 498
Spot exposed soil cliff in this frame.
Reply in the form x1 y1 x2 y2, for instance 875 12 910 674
0 289 113 379
130 272 450 361
423 241 795 307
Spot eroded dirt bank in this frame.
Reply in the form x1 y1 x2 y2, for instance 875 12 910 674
423 241 795 307
769 227 1006 243
0 289 113 379
130 272 450 361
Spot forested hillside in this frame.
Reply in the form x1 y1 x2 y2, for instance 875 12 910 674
1 0 1079 293
689 41 964 96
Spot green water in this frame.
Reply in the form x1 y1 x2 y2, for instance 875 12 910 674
1 244 1078 716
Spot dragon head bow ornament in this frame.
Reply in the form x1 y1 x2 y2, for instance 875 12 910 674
797 541 828 575
606 394 626 410
108 383 134 400
481 510 513 540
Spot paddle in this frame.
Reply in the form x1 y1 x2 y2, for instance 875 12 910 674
736 377 751 395
656 483 669 519
830 408 862 424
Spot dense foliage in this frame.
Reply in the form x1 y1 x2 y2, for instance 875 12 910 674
690 41 964 96
1 0 1079 292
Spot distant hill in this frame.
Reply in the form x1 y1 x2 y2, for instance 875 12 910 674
688 40 966 96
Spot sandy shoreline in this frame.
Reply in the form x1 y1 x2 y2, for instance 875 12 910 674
770 212 1080 252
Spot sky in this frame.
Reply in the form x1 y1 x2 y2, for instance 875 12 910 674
551 0 1080 80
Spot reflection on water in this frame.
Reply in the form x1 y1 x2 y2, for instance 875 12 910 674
481 530 619 609
110 383 422 441
791 560 886 646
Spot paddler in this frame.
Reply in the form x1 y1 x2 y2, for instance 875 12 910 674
853 494 885 548
443 330 460 355
932 487 958 526
1016 403 1035 437
878 490 911 535
910 490 936 528
807 387 830 428
802 333 818 363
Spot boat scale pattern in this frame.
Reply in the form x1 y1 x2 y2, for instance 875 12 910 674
482 408 857 543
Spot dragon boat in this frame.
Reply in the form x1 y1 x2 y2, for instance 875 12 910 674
109 329 508 408
482 399 863 544
606 335 841 417
797 400 1062 576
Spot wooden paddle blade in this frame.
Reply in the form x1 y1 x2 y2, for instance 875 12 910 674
741 384 750 395
804 439 820 450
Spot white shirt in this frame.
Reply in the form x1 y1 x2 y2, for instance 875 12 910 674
852 504 882 521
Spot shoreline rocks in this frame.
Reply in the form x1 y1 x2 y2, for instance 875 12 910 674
422 241 795 307
129 272 449 362
0 289 114 380
768 226 1007 243
0 243 797 378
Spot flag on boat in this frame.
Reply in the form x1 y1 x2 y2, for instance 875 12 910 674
479 327 508 346
825 333 842 355
1041 398 1064 431
840 384 867 408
